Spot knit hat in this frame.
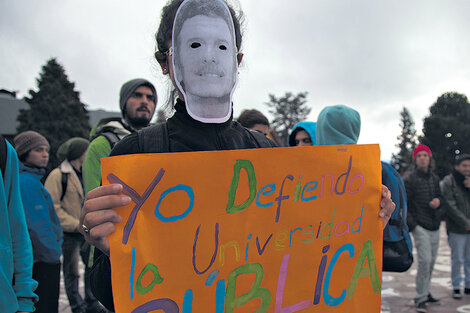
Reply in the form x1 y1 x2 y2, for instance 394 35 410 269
14 131 50 158
413 144 432 159
57 137 89 162
316 105 361 145
119 78 157 115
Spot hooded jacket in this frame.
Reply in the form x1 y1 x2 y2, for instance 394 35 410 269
45 159 85 233
0 142 38 313
316 105 361 145
82 118 134 195
288 121 317 146
18 163 62 263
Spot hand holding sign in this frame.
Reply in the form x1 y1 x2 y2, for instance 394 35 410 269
379 185 394 227
79 184 128 256
94 144 388 313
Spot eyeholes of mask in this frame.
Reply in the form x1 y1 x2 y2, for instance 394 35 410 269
190 42 201 49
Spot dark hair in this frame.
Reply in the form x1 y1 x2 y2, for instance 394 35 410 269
155 0 243 61
18 151 28 162
237 109 270 128
455 154 470 165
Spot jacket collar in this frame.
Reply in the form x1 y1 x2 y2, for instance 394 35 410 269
19 162 45 178
59 159 75 174
59 160 84 197
452 169 468 190
415 167 431 178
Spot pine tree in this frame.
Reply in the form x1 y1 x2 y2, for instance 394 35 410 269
420 92 470 178
391 107 417 175
265 91 311 146
17 58 90 169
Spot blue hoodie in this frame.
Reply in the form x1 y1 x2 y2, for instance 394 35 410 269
316 105 361 145
18 162 63 264
0 141 38 313
288 121 317 146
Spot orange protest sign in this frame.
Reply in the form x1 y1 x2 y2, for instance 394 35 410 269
102 144 383 313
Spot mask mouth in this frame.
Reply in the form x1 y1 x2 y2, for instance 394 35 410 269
198 72 222 77
196 66 225 77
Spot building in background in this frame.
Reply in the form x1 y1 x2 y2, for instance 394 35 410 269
0 89 120 142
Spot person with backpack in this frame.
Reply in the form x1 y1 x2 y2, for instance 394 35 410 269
0 135 38 313
77 1 395 310
405 144 445 312
14 131 62 313
81 78 157 275
44 137 102 313
82 78 157 197
439 154 470 299
315 104 413 273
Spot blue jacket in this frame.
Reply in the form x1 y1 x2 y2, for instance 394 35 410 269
18 162 63 264
0 142 38 312
288 121 317 146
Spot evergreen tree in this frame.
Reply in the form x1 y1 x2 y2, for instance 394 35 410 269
420 91 470 178
265 91 311 146
17 58 90 169
391 107 417 175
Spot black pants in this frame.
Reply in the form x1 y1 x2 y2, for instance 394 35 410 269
33 261 61 313
63 232 97 312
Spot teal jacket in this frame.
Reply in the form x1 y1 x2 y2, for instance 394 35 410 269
316 105 361 145
18 162 62 264
0 142 38 312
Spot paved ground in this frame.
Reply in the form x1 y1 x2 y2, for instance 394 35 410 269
382 225 470 312
59 224 469 313
58 263 77 313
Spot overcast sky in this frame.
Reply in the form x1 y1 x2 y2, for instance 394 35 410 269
1 0 469 160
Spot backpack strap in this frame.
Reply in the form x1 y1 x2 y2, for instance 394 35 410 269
0 135 6 181
60 171 69 201
101 132 121 149
138 123 170 153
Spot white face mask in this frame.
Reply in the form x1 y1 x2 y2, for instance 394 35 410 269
172 0 238 123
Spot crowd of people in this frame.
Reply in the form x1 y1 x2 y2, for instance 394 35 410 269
0 0 468 313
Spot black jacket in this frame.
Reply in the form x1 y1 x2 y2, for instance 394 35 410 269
404 168 444 232
90 99 276 311
440 171 470 234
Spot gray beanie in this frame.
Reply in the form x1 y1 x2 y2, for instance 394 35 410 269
14 131 50 158
57 137 89 162
119 78 157 115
